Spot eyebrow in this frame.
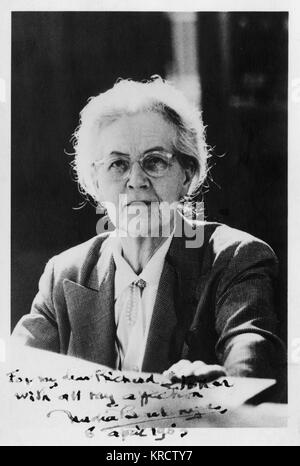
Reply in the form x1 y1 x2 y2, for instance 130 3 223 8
108 151 129 157
109 146 167 157
144 146 167 154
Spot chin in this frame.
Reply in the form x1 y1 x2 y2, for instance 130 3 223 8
116 204 175 238
126 219 158 238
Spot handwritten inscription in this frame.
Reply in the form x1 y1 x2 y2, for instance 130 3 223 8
6 367 233 440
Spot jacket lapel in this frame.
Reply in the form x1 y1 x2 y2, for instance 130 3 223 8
142 213 202 373
63 242 117 368
141 259 178 373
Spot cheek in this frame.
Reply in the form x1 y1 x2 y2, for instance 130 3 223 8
96 180 120 204
154 176 185 202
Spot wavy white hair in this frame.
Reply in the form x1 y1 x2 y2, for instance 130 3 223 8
71 76 210 206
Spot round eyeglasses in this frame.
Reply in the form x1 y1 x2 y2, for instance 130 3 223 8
91 150 175 181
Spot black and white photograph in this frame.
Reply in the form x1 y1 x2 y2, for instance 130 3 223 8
0 0 299 448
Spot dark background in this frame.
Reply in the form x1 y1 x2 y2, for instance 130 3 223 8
11 12 288 342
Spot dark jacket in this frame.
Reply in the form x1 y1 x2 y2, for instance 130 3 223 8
12 215 286 396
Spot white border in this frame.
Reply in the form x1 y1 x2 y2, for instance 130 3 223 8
1 0 299 446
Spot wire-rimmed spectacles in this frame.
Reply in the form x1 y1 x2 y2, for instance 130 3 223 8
91 150 175 181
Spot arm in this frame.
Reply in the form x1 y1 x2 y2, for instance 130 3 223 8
214 239 286 380
12 257 60 352
164 238 286 401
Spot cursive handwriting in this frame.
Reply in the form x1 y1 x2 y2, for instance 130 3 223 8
6 368 233 440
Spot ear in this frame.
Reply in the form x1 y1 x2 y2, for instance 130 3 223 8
182 162 196 192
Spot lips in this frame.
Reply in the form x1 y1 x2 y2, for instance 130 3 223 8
127 200 156 206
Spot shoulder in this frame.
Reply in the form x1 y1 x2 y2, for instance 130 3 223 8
182 216 278 269
206 221 274 253
44 232 110 282
198 221 278 274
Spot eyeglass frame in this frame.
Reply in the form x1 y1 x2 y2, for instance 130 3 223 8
90 149 178 180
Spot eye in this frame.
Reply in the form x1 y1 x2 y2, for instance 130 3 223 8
108 158 129 172
144 154 169 171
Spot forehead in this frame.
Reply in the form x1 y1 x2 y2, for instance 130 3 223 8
95 112 177 158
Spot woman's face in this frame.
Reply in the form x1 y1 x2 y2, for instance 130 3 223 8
93 111 194 236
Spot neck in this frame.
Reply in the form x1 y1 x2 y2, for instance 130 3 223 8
120 235 169 274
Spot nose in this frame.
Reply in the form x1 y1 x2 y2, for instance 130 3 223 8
126 161 150 190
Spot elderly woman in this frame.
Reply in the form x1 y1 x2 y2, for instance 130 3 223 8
12 77 286 390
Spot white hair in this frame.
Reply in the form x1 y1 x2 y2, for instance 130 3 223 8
71 76 210 205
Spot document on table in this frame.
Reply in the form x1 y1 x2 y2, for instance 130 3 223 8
0 342 276 444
